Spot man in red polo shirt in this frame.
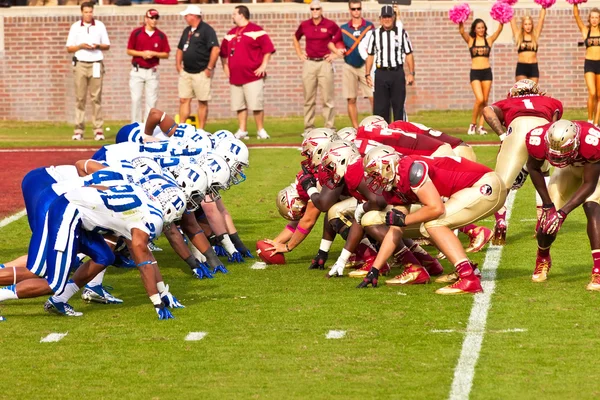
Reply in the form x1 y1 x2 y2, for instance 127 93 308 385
220 6 275 140
127 9 171 123
293 0 343 135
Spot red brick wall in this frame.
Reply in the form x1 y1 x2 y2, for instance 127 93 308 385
0 3 592 123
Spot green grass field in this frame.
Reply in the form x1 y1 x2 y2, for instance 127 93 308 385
0 110 598 400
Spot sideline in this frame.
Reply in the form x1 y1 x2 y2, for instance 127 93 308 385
448 190 517 400
0 210 26 229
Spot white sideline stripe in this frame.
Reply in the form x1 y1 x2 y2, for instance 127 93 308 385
432 328 527 334
185 332 207 341
0 209 26 228
325 330 346 339
40 332 68 343
448 190 516 400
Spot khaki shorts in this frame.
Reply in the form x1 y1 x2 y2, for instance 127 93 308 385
342 63 372 99
178 70 212 102
548 165 600 209
230 79 265 112
327 198 358 226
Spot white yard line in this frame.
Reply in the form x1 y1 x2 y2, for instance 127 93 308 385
325 330 346 339
448 190 516 400
0 209 26 229
40 332 68 343
185 332 208 341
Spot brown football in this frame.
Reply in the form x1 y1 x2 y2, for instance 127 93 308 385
256 240 286 265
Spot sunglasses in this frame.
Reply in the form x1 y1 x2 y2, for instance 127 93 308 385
310 7 321 10
350 7 361 10
147 16 159 20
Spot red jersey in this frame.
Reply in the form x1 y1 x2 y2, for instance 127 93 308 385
383 155 492 205
294 170 310 202
493 95 563 127
220 22 275 86
294 18 342 59
343 158 367 202
127 27 171 69
388 121 463 148
355 126 446 156
526 121 600 166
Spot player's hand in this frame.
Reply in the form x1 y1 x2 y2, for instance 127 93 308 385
254 65 267 77
356 268 379 288
354 203 366 224
160 286 185 309
155 303 175 320
511 168 529 190
298 172 317 193
192 263 214 280
239 249 254 258
365 75 373 89
542 209 567 236
308 249 328 270
326 260 345 278
264 239 288 255
385 209 407 227
228 251 244 263
213 245 228 257
536 203 556 234
212 264 229 274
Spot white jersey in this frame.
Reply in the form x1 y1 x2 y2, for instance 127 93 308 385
64 185 164 240
45 165 80 182
101 141 205 166
155 155 206 177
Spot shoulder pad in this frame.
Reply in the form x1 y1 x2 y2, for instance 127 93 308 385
409 161 425 186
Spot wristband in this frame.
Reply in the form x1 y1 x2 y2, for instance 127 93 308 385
149 293 162 306
156 281 166 293
296 225 310 235
307 187 319 197
137 260 156 267
286 224 296 233
207 66 214 71
285 244 290 252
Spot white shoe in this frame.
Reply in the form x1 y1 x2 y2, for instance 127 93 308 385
257 129 270 140
234 130 249 140
477 126 488 135
467 124 476 135
72 133 83 140
94 133 105 141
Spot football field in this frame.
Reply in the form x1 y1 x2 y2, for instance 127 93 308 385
1 113 599 399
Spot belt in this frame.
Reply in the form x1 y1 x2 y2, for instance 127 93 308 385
307 57 325 62
78 60 101 64
137 66 155 70
376 66 401 71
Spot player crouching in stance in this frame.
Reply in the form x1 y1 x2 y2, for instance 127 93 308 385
525 120 600 288
357 146 507 294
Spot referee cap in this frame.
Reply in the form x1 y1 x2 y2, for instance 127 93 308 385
380 5 394 17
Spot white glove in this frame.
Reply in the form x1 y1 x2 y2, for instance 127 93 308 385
220 234 238 256
354 203 365 225
327 260 345 277
189 243 207 263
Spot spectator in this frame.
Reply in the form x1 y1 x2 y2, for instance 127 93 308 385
293 0 342 135
339 0 373 128
365 5 414 123
220 5 276 140
574 5 600 127
176 5 220 132
126 9 171 123
66 1 110 141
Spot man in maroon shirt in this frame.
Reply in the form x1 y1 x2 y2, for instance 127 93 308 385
293 0 343 135
220 6 275 140
126 9 171 123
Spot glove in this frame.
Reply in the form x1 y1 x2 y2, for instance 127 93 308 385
354 203 366 225
326 260 345 278
239 249 254 258
212 264 229 274
213 245 228 257
542 209 567 235
160 285 185 309
155 303 175 320
192 263 214 280
536 203 556 233
228 251 244 263
385 209 407 227
298 171 317 193
356 268 379 288
308 249 328 270
511 168 529 190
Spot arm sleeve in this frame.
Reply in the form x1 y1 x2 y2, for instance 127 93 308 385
66 23 76 47
402 30 412 55
99 22 110 45
177 29 187 51
294 23 304 41
207 26 219 48
127 29 136 50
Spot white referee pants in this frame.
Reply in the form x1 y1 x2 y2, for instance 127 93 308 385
129 67 159 123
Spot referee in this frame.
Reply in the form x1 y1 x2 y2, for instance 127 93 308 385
365 5 414 123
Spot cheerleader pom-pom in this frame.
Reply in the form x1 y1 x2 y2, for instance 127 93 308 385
490 1 514 24
534 0 556 7
565 0 587 5
449 3 471 24
499 0 518 5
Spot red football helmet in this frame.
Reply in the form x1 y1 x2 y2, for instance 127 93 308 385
545 120 580 168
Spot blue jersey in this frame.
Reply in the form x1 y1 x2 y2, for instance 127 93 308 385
340 19 374 68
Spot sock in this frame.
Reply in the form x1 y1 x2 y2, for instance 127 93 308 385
394 246 421 266
338 248 352 265
87 269 106 287
229 232 250 253
593 250 600 274
51 280 80 303
204 247 221 269
319 239 333 252
459 224 478 235
409 243 436 264
454 259 473 278
537 246 550 258
0 285 18 301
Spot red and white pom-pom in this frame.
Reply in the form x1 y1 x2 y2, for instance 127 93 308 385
499 0 518 6
565 0 587 5
449 3 471 24
534 0 556 7
491 1 514 24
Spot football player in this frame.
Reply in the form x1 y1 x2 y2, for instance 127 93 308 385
525 120 600 289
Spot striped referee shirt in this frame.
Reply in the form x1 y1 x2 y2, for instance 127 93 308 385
366 26 412 68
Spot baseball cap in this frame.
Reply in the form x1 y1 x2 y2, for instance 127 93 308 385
380 5 393 17
180 5 202 16
146 9 159 19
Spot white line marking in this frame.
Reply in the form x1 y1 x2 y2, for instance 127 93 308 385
497 328 527 333
0 209 26 229
432 329 457 333
40 332 68 343
325 330 346 339
448 190 516 400
519 218 537 222
250 262 267 270
432 328 527 334
185 332 207 341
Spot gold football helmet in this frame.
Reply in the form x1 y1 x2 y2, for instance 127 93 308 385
362 145 400 192
320 140 361 189
545 120 580 168
276 184 307 221
336 127 358 142
508 79 542 98
300 128 337 170
359 115 388 129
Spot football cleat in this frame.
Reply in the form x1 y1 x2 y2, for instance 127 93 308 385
44 299 83 317
435 275 483 295
435 272 458 284
385 264 430 285
94 132 106 141
532 255 552 282
465 226 494 253
81 284 123 304
586 269 600 291
147 241 163 252
477 126 488 135
422 258 444 277
72 133 83 141
492 218 507 246
467 124 476 135
348 258 390 278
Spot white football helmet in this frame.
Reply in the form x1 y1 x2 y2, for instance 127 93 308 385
199 153 232 201
175 164 210 211
301 128 337 170
276 184 307 221
154 184 187 226
359 115 388 129
131 156 164 177
508 79 541 98
320 140 361 189
211 130 235 148
214 138 250 185
172 123 197 143
336 127 357 142
545 120 580 168
362 145 400 192
185 130 214 152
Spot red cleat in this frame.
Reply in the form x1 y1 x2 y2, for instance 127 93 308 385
348 256 390 278
532 255 552 282
492 219 507 246
465 226 494 253
385 264 430 285
436 275 483 295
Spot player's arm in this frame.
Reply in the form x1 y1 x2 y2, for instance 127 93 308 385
267 202 321 254
309 185 345 212
483 105 506 138
75 159 106 176
405 180 444 226
145 108 177 136
272 220 299 244
526 155 552 205
129 228 159 296
292 35 306 60
560 163 600 215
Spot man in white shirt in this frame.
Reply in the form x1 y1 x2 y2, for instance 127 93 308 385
66 1 111 141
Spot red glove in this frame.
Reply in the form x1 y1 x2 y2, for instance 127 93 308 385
541 209 567 236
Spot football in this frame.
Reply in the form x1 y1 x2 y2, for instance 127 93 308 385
256 240 286 265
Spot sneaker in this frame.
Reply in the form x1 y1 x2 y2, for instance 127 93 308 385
94 132 105 141
586 269 600 291
467 124 476 135
532 255 551 283
477 126 488 135
436 275 483 295
465 226 494 253
257 129 270 140
385 264 430 285
492 218 507 246
44 298 83 317
81 284 123 304
422 258 444 276
234 130 249 140
148 241 163 252
72 132 83 140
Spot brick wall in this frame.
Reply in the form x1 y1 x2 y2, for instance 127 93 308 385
0 2 592 124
